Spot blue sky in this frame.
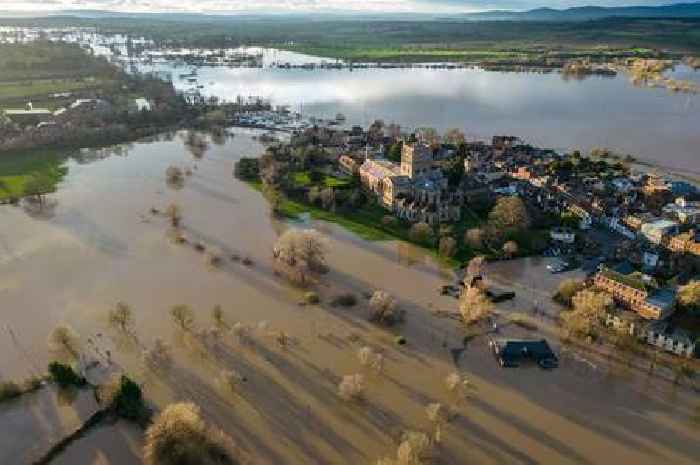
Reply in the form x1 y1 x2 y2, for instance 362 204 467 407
0 0 685 13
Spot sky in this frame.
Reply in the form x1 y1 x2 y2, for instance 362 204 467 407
0 0 686 14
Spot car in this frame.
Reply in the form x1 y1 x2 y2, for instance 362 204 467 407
547 259 570 274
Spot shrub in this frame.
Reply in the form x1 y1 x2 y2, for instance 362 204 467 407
464 228 484 249
100 375 150 424
231 322 253 346
165 166 184 188
48 325 81 360
502 240 519 258
438 236 457 258
0 381 22 402
381 215 397 226
331 293 357 307
507 313 537 331
205 249 223 268
48 362 86 388
144 402 238 465
338 374 365 401
554 279 585 306
409 222 433 245
303 291 320 304
218 369 245 393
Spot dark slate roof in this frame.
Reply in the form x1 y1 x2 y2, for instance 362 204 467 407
495 339 556 362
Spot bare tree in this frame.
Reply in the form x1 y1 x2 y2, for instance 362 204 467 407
212 305 227 330
369 290 399 325
358 346 385 374
466 255 486 277
144 402 238 465
459 287 494 324
488 196 530 241
48 325 81 360
562 290 613 338
464 228 484 249
273 228 328 286
165 203 182 228
109 301 134 333
170 304 194 331
338 374 365 401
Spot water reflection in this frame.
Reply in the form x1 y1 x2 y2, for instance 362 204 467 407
141 57 700 173
21 196 58 220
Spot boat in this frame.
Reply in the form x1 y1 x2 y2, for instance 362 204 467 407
335 113 346 121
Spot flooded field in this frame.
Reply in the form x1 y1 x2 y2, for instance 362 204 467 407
140 51 700 175
1 130 699 464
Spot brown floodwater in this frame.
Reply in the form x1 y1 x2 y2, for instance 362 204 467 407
0 130 698 465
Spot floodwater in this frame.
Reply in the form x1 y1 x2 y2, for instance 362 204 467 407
140 50 700 175
0 130 698 464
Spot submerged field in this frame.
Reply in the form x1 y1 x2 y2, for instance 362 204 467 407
0 149 68 201
0 130 698 465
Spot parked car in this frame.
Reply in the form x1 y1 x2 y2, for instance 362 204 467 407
547 259 570 274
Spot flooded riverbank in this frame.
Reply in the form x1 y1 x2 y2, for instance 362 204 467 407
1 130 698 464
136 50 700 175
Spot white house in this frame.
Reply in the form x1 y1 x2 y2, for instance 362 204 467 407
550 227 576 244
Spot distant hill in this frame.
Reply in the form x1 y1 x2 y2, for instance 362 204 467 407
461 2 700 21
2 2 700 22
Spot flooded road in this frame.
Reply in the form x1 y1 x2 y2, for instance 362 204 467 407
0 131 698 464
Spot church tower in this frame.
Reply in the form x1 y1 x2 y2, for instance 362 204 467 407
401 134 432 179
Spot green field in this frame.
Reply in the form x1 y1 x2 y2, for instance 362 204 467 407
0 42 119 109
4 16 699 60
0 150 69 201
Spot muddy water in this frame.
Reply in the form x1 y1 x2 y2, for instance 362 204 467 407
0 131 698 465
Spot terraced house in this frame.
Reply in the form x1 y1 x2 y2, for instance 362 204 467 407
593 265 676 320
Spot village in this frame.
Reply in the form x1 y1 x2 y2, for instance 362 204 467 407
234 113 700 364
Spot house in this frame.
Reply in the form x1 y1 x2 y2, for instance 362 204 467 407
640 219 679 245
604 310 697 357
489 338 558 368
643 321 697 357
129 97 152 114
4 102 53 124
593 266 676 320
568 203 593 230
667 231 700 255
602 216 637 240
550 227 576 244
662 198 700 225
611 177 635 193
